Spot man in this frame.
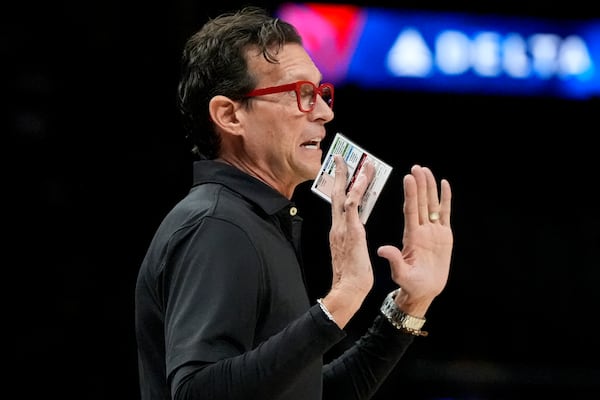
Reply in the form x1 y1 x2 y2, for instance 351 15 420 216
135 6 453 400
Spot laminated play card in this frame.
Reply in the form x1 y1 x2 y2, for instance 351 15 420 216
311 133 393 224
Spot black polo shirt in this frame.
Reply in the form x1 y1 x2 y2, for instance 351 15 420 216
135 160 415 400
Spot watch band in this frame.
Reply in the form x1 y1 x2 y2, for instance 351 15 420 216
380 289 428 336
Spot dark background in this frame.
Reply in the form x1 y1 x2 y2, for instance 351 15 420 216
6 0 600 399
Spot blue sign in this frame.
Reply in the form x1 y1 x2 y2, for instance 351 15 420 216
277 3 600 99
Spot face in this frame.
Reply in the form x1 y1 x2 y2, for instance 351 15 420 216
232 43 334 198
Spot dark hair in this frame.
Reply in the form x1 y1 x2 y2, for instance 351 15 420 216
177 6 303 159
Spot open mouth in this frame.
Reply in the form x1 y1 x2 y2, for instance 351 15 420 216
301 138 321 150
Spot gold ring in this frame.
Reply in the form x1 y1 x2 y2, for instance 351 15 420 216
428 212 440 222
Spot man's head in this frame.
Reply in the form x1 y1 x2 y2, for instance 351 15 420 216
178 6 303 160
178 6 335 197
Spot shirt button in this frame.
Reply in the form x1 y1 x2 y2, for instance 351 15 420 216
289 207 297 216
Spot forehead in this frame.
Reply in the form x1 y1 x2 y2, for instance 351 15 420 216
246 43 321 86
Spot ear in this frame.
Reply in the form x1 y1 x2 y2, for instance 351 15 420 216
209 95 244 135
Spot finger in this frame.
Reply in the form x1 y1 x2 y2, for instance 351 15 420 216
331 155 349 223
402 172 419 232
344 161 375 218
422 166 441 222
410 165 428 225
439 178 452 226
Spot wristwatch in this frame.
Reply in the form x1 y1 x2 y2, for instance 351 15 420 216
380 289 428 336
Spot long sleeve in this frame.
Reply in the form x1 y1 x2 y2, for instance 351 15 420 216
322 315 415 400
173 306 345 400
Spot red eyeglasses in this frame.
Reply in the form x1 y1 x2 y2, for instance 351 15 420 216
245 80 334 113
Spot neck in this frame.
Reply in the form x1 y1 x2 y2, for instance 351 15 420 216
216 157 297 199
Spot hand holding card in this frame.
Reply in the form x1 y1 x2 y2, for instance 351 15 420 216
311 133 393 224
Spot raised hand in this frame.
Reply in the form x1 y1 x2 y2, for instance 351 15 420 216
377 165 453 317
322 155 376 327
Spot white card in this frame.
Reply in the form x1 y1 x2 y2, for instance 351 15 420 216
311 133 393 224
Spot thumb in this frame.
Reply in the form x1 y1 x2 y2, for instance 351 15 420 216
377 245 403 266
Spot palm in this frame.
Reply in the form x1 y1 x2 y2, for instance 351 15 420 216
377 165 453 304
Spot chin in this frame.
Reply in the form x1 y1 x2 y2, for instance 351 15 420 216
298 163 320 182
296 150 322 178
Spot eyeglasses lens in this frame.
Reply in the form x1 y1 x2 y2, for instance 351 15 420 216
299 82 332 112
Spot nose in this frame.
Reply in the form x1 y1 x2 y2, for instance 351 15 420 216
312 94 334 122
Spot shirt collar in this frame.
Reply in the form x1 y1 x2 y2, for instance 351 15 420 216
191 160 294 216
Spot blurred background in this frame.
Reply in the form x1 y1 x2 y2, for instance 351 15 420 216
6 0 600 399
